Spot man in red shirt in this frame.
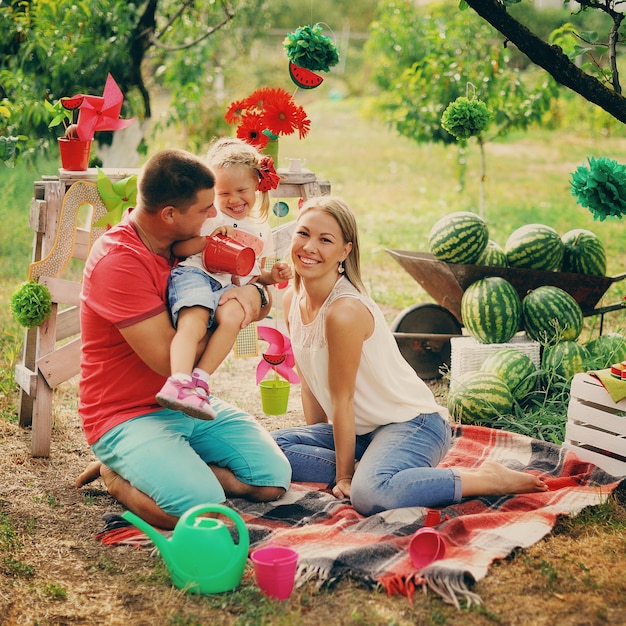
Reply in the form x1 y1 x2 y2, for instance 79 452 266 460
77 149 290 529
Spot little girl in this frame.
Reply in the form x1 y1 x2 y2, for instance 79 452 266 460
156 138 292 420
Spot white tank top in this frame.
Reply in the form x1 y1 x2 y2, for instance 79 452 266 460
288 277 445 434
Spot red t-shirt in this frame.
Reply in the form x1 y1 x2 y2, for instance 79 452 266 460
79 215 174 444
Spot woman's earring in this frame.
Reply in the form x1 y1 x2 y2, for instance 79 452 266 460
338 261 345 274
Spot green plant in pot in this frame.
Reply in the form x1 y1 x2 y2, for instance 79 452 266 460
45 74 135 172
45 97 92 171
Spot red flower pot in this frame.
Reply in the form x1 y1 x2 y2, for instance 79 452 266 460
58 137 92 171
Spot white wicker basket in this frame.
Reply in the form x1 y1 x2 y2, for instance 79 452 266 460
450 334 541 381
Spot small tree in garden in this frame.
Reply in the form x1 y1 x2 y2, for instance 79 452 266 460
365 0 555 187
441 91 492 216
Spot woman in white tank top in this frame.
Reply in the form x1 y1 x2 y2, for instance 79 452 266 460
272 197 547 516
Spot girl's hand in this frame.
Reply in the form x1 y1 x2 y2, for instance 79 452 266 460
64 124 79 139
210 225 234 237
271 261 293 283
332 477 352 499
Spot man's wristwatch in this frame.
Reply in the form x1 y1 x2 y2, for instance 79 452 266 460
250 282 269 308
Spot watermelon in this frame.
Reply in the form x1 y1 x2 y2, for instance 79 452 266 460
475 239 508 267
480 348 537 400
289 62 324 89
428 211 488 264
61 96 84 110
585 333 626 369
561 228 606 276
522 286 583 344
542 341 589 383
505 224 564 271
447 371 513 425
460 277 521 344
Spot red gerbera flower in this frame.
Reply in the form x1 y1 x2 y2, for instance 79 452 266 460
235 112 269 149
262 97 299 136
292 106 311 140
245 87 279 112
225 86 311 141
224 98 248 125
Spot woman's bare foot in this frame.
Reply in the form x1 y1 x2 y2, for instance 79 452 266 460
459 460 548 498
75 460 103 488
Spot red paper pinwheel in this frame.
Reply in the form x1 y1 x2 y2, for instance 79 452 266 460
69 74 135 141
256 325 300 385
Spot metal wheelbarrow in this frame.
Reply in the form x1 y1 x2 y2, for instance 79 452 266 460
386 249 626 379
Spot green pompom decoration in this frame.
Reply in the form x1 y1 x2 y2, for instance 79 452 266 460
441 96 492 140
570 156 626 221
284 24 339 72
10 281 53 328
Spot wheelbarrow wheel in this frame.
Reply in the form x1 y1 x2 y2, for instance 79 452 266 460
390 303 462 380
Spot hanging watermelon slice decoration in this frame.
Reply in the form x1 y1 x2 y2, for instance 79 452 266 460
289 62 323 90
61 96 84 110
263 353 287 366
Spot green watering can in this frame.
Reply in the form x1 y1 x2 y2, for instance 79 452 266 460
122 503 249 594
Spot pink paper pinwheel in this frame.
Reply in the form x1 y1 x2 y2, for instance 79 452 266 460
256 325 300 385
69 74 136 141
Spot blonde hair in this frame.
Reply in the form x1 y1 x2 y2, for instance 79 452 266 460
293 195 367 294
205 137 271 220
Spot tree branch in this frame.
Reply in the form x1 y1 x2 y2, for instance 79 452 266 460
463 0 626 124
149 0 235 51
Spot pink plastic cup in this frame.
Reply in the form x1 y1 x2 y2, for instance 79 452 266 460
203 234 256 276
250 545 298 601
408 527 446 569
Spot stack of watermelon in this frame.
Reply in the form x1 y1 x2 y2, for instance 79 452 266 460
427 212 622 427
448 348 538 425
428 213 607 276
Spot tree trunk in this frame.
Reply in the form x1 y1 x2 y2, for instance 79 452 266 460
129 0 158 119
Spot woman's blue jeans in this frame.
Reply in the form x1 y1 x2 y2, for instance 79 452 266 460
272 412 462 516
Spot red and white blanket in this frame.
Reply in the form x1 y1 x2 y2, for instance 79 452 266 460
96 424 625 607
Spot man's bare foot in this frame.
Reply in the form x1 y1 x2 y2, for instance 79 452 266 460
75 460 103 488
460 460 548 498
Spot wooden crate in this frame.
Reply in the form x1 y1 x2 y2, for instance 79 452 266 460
564 373 626 476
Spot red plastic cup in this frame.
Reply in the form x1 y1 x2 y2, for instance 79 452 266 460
408 527 446 568
250 545 298 601
203 234 256 276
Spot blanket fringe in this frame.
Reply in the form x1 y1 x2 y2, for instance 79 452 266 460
379 572 426 604
421 568 482 609
95 526 154 547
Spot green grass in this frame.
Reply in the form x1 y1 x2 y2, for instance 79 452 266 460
0 155 59 282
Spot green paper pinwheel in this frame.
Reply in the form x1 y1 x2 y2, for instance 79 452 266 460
95 168 138 228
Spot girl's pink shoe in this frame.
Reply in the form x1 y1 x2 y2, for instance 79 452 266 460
156 377 217 420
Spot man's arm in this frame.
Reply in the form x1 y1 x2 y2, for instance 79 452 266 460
118 310 208 377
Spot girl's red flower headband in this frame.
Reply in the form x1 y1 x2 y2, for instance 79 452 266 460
258 156 280 192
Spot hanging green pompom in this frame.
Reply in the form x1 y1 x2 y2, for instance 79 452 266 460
10 281 53 328
570 156 626 221
284 24 339 72
441 96 492 140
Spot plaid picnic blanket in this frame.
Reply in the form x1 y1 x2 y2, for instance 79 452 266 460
96 424 625 607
